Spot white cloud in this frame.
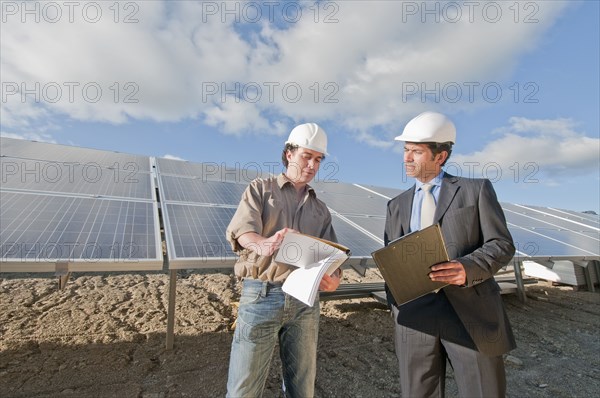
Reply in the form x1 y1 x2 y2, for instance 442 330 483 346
1 1 251 125
451 117 600 180
204 101 277 135
356 131 394 150
1 1 571 140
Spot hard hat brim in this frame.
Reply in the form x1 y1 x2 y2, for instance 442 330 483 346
285 141 328 156
394 133 426 143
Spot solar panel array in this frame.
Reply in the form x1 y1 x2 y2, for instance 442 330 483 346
1 138 162 272
1 157 152 199
1 137 599 275
2 137 151 172
502 203 600 259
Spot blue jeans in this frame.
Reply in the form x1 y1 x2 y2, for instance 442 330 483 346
226 279 320 398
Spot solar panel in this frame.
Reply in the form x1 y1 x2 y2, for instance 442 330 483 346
312 180 375 196
504 203 600 230
156 160 241 268
159 176 246 205
501 203 600 257
311 181 389 216
571 211 600 222
342 215 386 240
162 204 237 268
356 184 403 199
540 206 600 222
324 192 388 217
0 191 162 271
558 210 600 225
156 157 272 182
156 157 221 178
0 137 151 172
331 214 383 258
508 225 599 258
1 157 153 199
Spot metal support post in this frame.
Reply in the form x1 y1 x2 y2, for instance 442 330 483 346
166 269 177 350
513 258 527 303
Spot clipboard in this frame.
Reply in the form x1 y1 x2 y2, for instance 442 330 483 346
371 224 450 306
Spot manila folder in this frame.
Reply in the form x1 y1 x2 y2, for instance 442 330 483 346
371 224 450 306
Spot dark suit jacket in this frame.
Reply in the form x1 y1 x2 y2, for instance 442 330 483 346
384 173 516 356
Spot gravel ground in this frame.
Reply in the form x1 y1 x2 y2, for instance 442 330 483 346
1 269 599 397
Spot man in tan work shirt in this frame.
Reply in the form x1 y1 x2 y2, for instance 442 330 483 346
225 123 341 398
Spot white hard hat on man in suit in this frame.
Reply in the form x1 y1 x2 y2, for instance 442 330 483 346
395 111 456 144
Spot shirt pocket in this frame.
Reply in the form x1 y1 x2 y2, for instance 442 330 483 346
265 195 280 211
262 194 284 231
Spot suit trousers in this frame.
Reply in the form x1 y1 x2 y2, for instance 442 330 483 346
392 307 506 398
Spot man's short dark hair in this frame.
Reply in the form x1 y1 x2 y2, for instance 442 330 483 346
281 143 299 168
425 142 453 166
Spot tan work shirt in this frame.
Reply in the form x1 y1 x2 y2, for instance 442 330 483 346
226 173 337 282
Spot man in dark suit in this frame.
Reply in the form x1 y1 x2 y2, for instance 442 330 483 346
385 111 516 397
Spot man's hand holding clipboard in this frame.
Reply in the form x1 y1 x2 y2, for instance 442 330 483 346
371 224 450 306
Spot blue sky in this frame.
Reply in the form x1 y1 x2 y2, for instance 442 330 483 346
2 0 599 212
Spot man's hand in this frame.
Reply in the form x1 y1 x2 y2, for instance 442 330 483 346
238 228 296 257
429 260 466 286
319 270 341 292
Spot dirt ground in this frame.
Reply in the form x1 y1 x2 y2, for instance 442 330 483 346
1 268 599 398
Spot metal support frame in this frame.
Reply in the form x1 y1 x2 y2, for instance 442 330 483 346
55 262 71 290
594 261 600 288
349 258 368 277
574 260 596 292
512 258 527 303
165 269 177 350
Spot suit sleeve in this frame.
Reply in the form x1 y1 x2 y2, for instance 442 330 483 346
458 179 516 287
384 200 393 247
383 200 397 307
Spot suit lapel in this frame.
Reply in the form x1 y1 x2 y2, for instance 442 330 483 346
400 186 415 234
434 173 459 223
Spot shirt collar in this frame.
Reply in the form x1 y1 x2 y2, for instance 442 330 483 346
276 173 315 195
416 170 444 191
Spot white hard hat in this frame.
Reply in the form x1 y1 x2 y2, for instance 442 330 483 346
285 123 328 155
394 111 456 144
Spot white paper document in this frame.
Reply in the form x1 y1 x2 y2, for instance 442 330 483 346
274 232 350 306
